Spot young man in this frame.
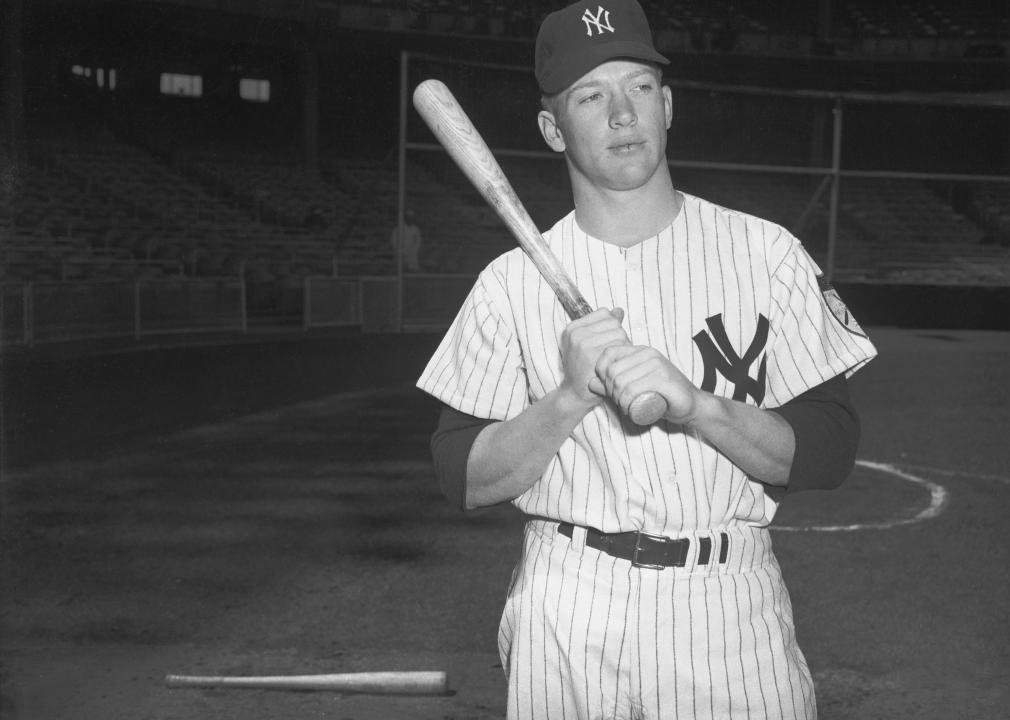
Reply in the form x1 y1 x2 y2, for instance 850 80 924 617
417 1 877 717
391 208 424 271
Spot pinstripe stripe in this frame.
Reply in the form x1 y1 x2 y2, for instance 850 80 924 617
703 576 714 719
687 572 696 719
527 537 541 717
715 574 732 719
765 568 799 719
742 571 770 717
459 314 496 410
585 551 603 715
553 537 571 720
730 573 752 718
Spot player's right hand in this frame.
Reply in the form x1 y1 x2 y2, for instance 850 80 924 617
559 308 631 406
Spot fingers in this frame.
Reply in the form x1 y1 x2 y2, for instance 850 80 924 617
559 308 631 403
561 308 698 422
595 345 700 424
562 308 631 368
595 345 660 405
565 307 629 345
562 308 701 424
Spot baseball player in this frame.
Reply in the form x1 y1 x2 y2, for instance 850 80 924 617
417 1 877 718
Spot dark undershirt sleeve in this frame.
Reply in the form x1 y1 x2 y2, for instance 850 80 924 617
430 374 860 509
430 405 495 510
768 373 861 493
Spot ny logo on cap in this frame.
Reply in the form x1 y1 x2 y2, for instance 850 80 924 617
582 6 615 36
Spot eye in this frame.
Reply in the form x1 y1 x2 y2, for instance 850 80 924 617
578 91 603 104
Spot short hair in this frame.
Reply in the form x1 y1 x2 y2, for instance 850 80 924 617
540 93 560 114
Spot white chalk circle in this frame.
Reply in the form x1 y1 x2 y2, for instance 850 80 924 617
772 460 949 532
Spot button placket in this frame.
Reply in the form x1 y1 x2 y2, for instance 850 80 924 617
623 245 648 343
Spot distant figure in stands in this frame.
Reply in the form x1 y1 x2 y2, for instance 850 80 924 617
391 209 423 272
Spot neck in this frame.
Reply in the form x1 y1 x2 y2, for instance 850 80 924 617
571 170 681 247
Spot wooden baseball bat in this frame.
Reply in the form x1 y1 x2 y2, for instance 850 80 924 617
412 78 667 426
164 670 450 695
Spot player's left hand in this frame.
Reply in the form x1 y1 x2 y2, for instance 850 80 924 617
591 345 702 425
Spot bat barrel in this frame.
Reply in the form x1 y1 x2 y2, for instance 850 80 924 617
412 78 590 320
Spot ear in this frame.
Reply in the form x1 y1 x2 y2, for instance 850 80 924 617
538 109 567 153
663 85 673 129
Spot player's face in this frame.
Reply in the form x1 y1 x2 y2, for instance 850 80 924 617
538 60 672 194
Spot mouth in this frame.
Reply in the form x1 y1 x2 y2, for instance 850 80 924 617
610 141 645 153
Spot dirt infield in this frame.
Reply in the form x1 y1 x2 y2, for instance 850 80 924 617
2 327 1008 719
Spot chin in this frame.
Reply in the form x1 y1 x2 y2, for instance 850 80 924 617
601 157 664 190
604 169 658 192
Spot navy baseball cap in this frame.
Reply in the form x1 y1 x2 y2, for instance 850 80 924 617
535 0 669 95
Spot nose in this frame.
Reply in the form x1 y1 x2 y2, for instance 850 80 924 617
609 93 637 129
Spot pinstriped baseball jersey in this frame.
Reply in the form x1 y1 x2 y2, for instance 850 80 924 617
419 190 875 719
417 191 877 535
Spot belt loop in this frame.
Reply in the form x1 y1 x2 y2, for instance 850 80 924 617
558 522 588 551
570 525 587 551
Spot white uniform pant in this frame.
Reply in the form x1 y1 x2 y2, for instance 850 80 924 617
498 520 816 720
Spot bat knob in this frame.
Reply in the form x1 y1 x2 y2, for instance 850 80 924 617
628 392 668 425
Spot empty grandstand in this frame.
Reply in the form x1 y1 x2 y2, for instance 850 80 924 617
3 0 1009 342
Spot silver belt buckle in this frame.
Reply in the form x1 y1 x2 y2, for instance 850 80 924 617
631 531 670 570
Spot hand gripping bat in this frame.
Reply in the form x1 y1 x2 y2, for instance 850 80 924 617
412 79 668 426
164 670 450 695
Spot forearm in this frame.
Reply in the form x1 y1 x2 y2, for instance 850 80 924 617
465 387 595 509
595 344 798 486
685 394 796 487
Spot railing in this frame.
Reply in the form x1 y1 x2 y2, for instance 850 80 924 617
1 277 246 346
1 275 370 347
59 257 185 281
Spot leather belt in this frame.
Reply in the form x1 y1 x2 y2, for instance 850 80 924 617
558 522 729 569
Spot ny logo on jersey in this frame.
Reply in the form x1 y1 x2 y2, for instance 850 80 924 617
693 314 769 405
581 6 615 36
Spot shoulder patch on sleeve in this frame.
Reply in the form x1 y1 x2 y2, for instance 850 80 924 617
817 275 867 338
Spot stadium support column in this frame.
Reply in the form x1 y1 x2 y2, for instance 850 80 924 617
395 51 409 332
4 0 25 176
810 0 833 165
817 0 832 45
826 96 843 282
302 46 319 175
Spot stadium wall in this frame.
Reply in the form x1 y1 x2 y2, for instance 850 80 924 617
838 282 1010 330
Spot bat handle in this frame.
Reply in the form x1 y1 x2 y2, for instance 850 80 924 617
628 391 667 425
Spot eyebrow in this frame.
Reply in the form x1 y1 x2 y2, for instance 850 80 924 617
567 67 658 96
